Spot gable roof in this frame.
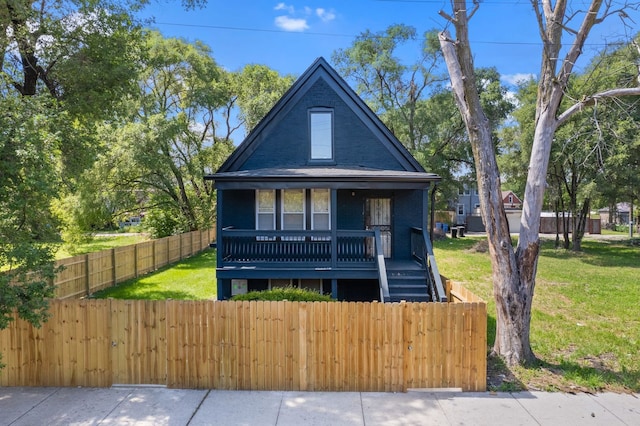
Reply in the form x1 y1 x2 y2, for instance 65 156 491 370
501 191 522 202
215 57 426 174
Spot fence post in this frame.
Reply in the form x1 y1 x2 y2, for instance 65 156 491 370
402 302 412 392
134 244 139 278
112 248 117 286
85 254 90 297
167 236 170 266
152 240 156 270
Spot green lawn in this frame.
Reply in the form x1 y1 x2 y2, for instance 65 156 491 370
433 235 640 392
91 249 217 300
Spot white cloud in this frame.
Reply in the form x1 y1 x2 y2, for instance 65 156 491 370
274 2 295 13
501 73 536 86
274 15 309 32
316 8 336 22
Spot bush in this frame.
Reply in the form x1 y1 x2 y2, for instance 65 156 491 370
231 286 333 302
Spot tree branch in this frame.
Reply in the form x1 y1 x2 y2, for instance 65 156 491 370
557 87 640 126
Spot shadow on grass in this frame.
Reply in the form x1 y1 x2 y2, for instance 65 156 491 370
522 358 640 393
486 342 640 393
432 236 484 252
539 239 640 269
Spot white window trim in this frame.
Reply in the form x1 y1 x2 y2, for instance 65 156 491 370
309 109 334 161
311 188 331 230
281 189 306 240
457 204 465 216
256 189 276 231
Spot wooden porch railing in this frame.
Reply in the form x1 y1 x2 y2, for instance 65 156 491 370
220 229 377 267
411 227 447 302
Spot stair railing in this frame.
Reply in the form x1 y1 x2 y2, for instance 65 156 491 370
411 227 447 302
374 228 390 302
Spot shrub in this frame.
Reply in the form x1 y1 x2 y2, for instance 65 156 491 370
231 286 333 302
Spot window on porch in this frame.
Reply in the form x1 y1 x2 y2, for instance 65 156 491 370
256 189 275 230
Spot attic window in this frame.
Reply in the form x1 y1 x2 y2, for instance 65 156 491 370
310 110 333 160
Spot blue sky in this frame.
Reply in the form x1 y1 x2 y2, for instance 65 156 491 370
138 1 637 85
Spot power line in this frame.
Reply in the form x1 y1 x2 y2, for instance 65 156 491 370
151 21 629 48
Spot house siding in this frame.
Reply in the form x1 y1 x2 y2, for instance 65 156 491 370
220 190 255 229
241 79 406 171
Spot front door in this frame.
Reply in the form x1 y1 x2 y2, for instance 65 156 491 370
365 198 392 258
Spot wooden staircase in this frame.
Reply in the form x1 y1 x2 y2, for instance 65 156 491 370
385 260 431 302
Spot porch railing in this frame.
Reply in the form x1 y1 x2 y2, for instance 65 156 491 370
411 227 447 302
220 229 376 267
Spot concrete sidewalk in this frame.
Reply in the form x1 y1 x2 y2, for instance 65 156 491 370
1 387 638 426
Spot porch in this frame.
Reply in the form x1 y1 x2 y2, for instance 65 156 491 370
217 227 446 302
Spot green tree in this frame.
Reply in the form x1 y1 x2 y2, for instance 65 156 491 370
1 0 143 339
332 26 513 207
0 94 58 332
89 32 235 237
234 64 295 132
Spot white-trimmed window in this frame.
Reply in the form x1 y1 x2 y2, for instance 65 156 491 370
457 204 465 216
282 189 305 230
310 110 333 160
256 190 275 230
311 188 330 230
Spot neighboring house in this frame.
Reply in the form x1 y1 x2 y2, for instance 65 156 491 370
206 57 445 303
502 190 522 209
455 185 523 232
454 183 480 225
599 202 631 226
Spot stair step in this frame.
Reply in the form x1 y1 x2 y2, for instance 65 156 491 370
387 294 431 302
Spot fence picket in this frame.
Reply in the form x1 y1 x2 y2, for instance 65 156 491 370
0 285 486 391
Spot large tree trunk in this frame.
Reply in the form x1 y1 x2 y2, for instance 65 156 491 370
439 25 534 364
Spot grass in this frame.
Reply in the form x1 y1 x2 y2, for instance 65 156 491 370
55 234 150 259
433 235 640 393
91 249 217 300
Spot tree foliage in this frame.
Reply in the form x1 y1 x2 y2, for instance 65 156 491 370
0 93 58 330
332 25 514 207
1 0 196 334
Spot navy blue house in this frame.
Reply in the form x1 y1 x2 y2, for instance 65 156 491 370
207 58 446 303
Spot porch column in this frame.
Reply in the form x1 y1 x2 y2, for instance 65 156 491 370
216 190 226 300
423 188 430 239
331 189 338 269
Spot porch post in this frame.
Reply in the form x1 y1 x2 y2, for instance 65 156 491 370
331 189 338 269
331 279 338 300
216 190 226 300
423 188 430 242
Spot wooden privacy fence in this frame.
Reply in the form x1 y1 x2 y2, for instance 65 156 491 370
54 229 216 299
0 282 487 392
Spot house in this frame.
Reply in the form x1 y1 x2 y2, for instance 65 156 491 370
599 202 631 226
206 58 445 303
502 190 522 209
455 185 522 232
454 183 480 225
